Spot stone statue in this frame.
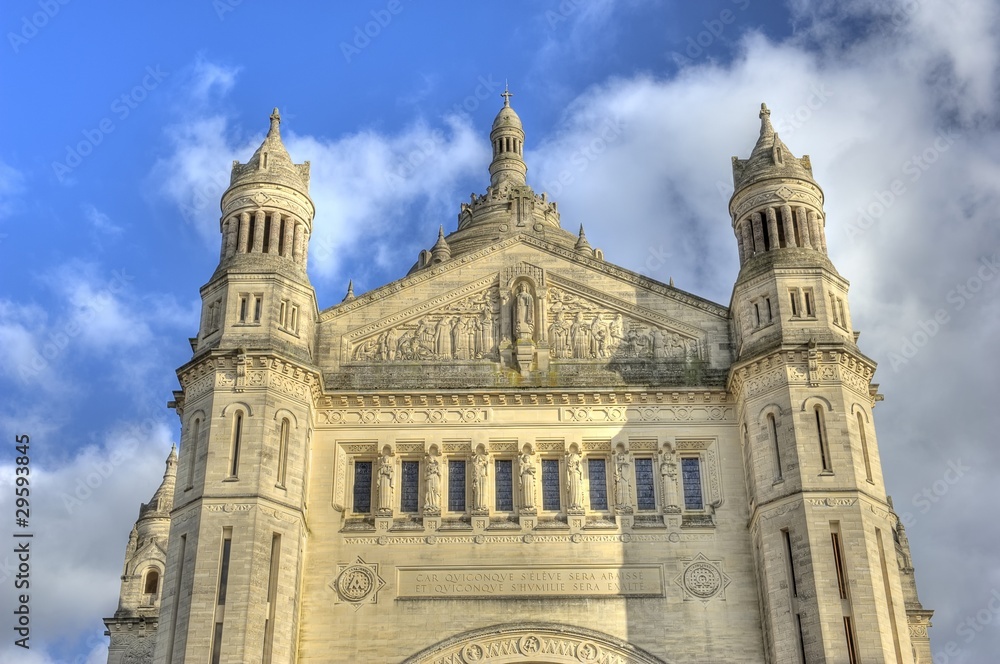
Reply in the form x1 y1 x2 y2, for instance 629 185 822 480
660 450 679 511
514 283 534 339
424 454 441 514
609 314 624 354
480 308 495 357
548 311 570 358
566 450 584 511
590 316 608 358
614 449 632 512
435 317 453 358
651 328 666 359
472 450 489 512
571 312 590 358
376 451 393 515
519 448 537 513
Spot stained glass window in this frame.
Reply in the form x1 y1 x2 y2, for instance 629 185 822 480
588 458 608 510
448 460 466 512
635 457 656 511
542 459 561 511
400 460 419 512
495 459 513 511
682 457 703 510
353 461 372 513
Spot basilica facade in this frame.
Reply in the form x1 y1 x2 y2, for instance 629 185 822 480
104 93 932 663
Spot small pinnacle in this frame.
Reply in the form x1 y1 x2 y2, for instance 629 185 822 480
575 224 592 252
501 83 513 107
669 277 674 287
343 280 355 302
269 107 281 135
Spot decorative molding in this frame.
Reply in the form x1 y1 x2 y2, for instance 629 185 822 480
674 552 731 602
330 557 386 609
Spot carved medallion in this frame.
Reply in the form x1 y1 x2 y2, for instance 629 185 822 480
675 553 730 601
331 557 386 608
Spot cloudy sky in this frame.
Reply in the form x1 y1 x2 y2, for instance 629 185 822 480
1 0 998 661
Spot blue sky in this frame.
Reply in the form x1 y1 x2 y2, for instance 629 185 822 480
1 1 999 662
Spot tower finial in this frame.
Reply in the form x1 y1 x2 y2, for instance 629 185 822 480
269 107 281 135
501 83 513 108
758 102 773 136
343 280 355 302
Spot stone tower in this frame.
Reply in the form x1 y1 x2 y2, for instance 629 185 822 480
104 448 176 664
152 109 318 663
728 103 932 663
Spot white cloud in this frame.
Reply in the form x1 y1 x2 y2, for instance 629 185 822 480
0 157 25 221
83 204 123 236
0 419 174 659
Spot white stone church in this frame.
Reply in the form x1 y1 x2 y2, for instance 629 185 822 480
104 92 932 663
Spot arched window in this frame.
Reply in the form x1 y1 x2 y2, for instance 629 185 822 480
186 417 200 489
143 568 160 595
857 412 873 482
277 418 290 487
230 412 243 478
815 406 832 472
768 413 783 481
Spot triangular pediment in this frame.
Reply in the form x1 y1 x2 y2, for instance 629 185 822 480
318 236 731 387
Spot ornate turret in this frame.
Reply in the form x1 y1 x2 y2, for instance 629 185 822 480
216 108 315 276
489 87 527 188
730 103 828 268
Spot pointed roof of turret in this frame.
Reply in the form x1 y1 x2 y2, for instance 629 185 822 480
732 103 815 191
575 224 592 253
228 107 311 194
492 85 523 131
342 280 355 302
431 225 452 261
138 446 176 519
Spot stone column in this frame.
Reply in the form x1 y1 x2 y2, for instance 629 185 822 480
238 212 250 253
780 205 796 247
796 207 812 249
281 217 295 258
268 212 282 254
736 228 746 263
741 220 754 260
765 207 780 251
808 211 825 253
751 212 764 253
252 210 266 253
292 222 304 265
223 216 238 258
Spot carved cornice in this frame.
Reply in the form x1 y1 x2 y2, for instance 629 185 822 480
727 347 876 402
176 350 323 408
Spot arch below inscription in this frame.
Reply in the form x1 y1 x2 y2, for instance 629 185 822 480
403 622 669 664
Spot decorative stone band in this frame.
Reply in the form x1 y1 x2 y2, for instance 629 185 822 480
402 622 670 664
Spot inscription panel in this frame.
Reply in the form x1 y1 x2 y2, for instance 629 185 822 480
396 565 663 599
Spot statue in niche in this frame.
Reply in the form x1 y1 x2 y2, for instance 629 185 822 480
660 450 680 511
514 283 534 340
376 449 394 515
566 449 584 511
591 316 609 358
571 312 591 359
435 317 453 358
519 447 537 513
548 311 571 358
424 452 441 514
614 448 633 513
471 449 489 512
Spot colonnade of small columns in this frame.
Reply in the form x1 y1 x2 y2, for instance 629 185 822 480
220 209 309 267
493 136 523 157
735 204 827 264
